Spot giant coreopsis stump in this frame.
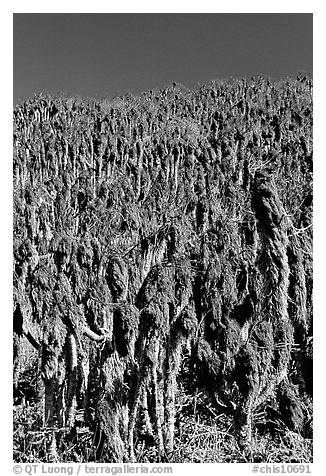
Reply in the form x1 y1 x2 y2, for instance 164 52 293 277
14 76 312 461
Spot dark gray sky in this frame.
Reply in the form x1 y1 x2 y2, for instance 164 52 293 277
13 13 313 105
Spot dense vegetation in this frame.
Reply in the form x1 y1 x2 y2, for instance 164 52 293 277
13 75 313 463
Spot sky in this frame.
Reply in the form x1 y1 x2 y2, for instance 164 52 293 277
13 13 313 105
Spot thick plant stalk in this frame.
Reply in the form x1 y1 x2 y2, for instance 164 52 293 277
152 338 164 459
238 171 293 449
65 333 78 428
83 326 105 342
164 338 182 460
43 377 58 462
128 384 141 462
22 323 40 350
13 335 22 388
44 377 56 426
141 386 153 437
56 361 66 427
128 337 147 462
47 431 58 463
237 393 255 450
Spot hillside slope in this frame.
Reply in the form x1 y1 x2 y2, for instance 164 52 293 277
13 75 313 462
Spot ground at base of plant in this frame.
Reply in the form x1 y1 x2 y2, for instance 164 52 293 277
13 396 312 464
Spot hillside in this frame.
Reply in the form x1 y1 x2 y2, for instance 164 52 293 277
13 75 313 463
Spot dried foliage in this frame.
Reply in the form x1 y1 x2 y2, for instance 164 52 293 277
13 75 312 462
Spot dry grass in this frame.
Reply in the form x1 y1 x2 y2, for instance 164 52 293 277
171 391 312 463
14 359 312 464
13 394 312 464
